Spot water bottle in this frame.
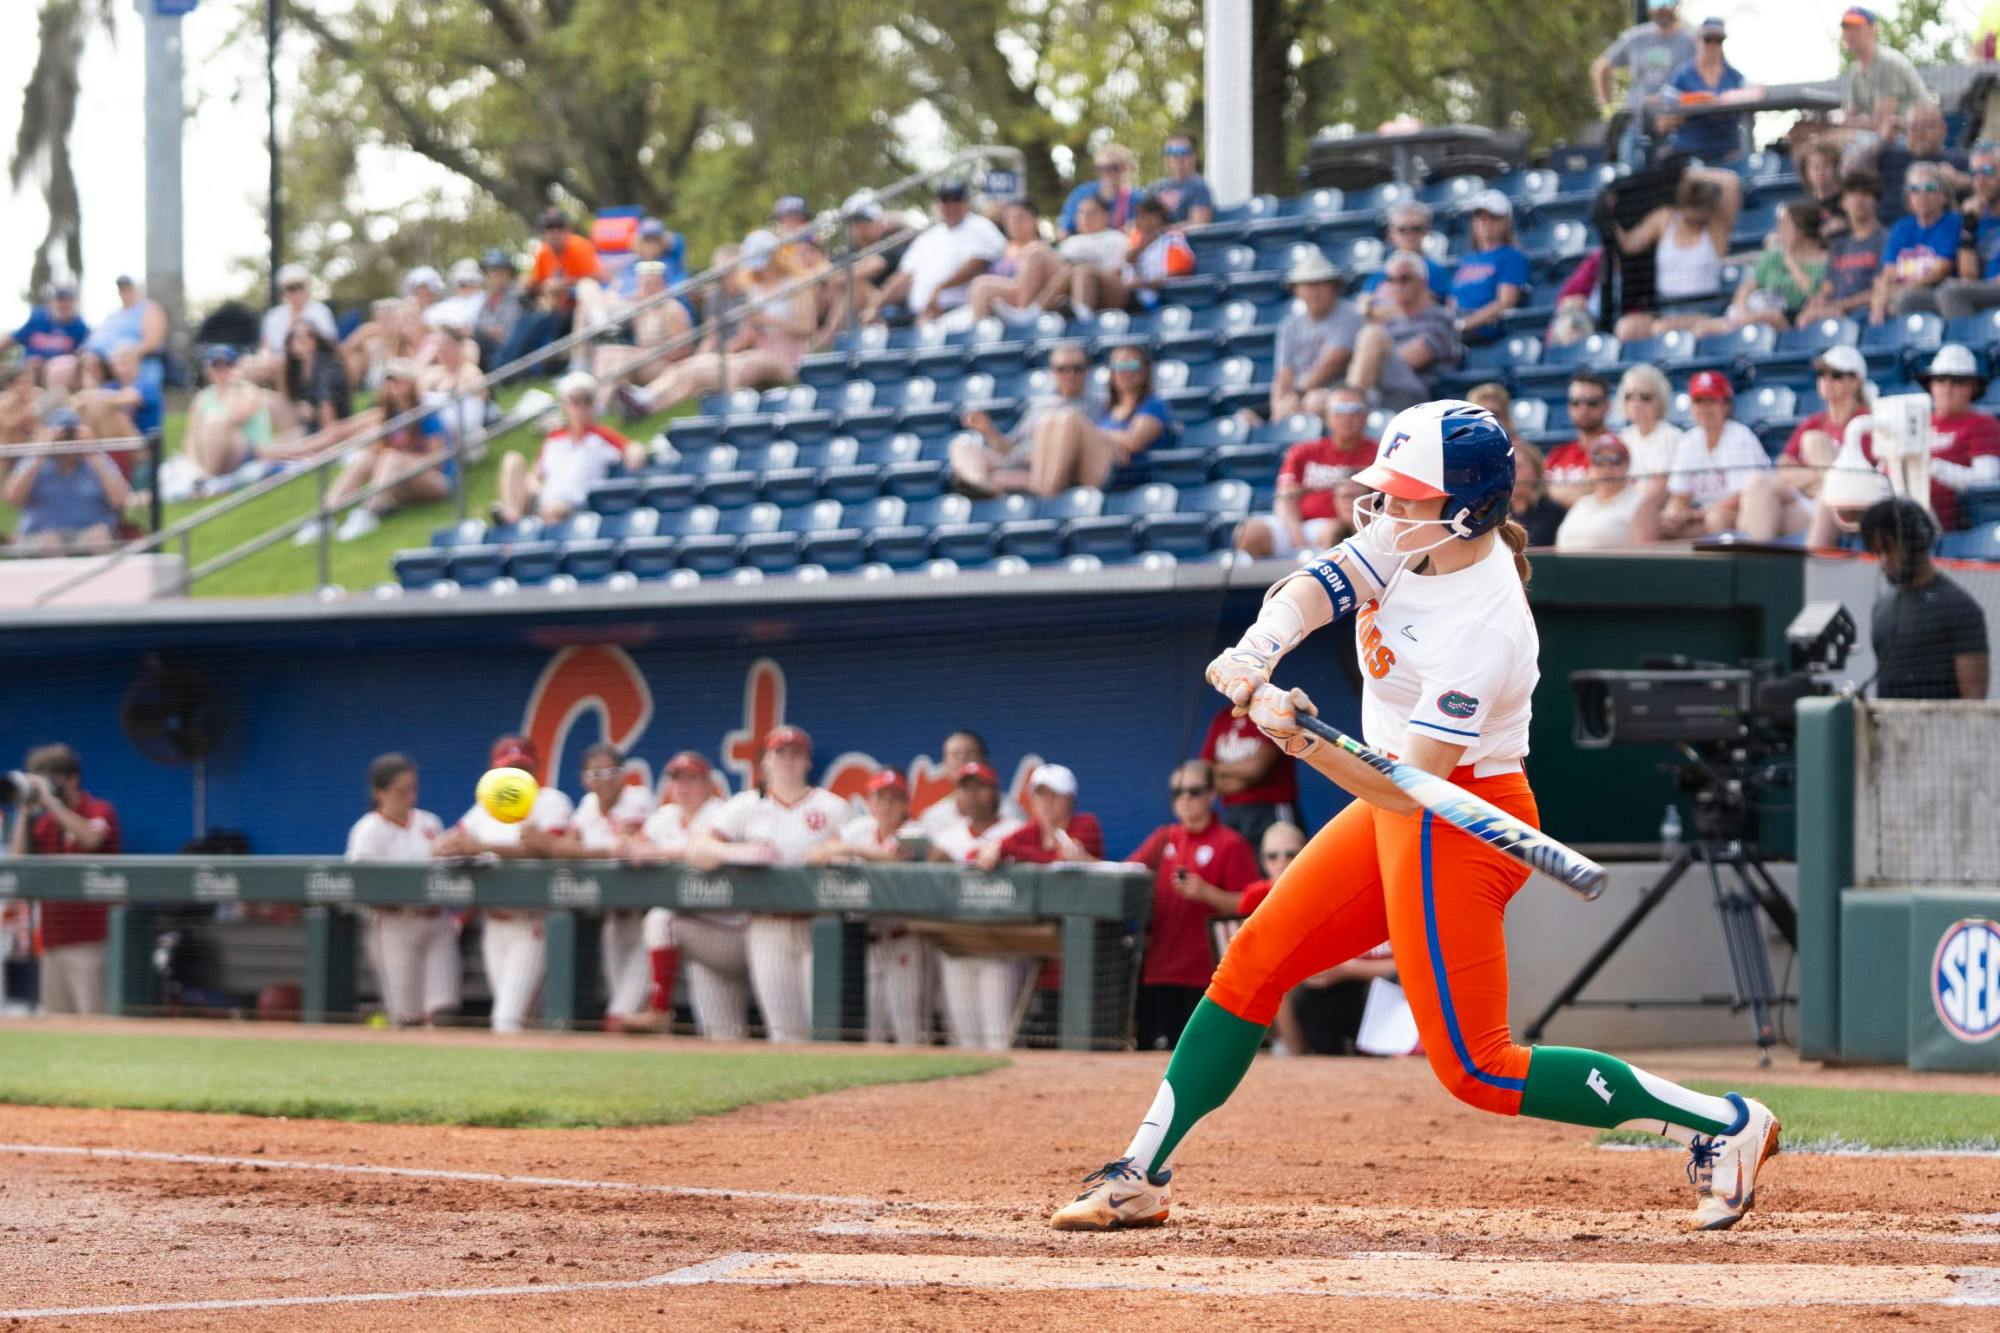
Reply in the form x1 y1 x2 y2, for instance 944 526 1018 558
1659 804 1684 858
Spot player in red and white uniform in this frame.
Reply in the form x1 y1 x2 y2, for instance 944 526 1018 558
1234 387 1374 559
628 751 737 1038
923 762 1029 1049
818 769 930 1046
492 371 646 525
925 762 1024 865
345 753 447 1027
689 727 847 1043
434 734 575 1034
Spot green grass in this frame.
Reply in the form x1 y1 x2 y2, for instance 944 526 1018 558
1598 1081 2000 1153
0 1029 1006 1129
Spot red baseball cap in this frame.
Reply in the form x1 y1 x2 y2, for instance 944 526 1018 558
762 726 811 754
865 769 908 795
664 750 711 779
955 761 999 785
1687 370 1734 401
489 734 538 769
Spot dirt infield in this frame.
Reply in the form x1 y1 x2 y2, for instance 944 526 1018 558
2 1020 1997 1329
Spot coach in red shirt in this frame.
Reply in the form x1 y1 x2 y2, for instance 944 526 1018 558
979 764 1103 868
9 744 120 1015
1235 386 1374 559
1199 702 1298 849
1125 760 1259 1050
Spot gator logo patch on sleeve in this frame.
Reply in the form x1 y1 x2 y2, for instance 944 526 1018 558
1437 691 1480 719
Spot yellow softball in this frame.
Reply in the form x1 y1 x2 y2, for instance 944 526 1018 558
476 766 539 824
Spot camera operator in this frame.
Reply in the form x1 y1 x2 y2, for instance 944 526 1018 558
1861 497 1991 700
6 745 121 1014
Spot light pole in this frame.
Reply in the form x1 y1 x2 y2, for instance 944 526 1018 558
139 0 190 333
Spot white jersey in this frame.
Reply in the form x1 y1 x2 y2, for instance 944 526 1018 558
840 813 919 857
1356 541 1538 767
573 784 655 852
929 812 1025 864
346 809 444 861
639 797 719 857
707 787 848 865
917 790 1025 842
455 786 574 849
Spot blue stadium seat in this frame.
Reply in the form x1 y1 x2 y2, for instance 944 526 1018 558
1515 332 1616 395
503 541 563 586
1938 522 2000 562
882 457 950 501
696 469 760 509
1759 317 1860 376
1499 168 1559 206
801 496 909 572
1214 441 1285 484
1140 447 1214 488
1688 323 1777 374
1965 484 2000 527
997 487 1103 562
559 539 622 583
894 376 959 435
1510 398 1549 437
393 548 451 590
445 545 510 589
929 493 1034 565
595 507 658 542
864 494 970 569
1249 412 1321 445
619 535 680 580
1860 311 1944 360
1945 310 2000 357
1440 333 1545 394
796 353 852 391
1063 483 1179 561
908 325 971 379
1620 328 1697 368
674 502 780 576
1138 479 1250 557
429 518 487 548
641 473 699 512
737 499 843 574
654 503 719 540
1740 384 1798 428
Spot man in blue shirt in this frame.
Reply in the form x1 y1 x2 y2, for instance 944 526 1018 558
2 284 89 371
1938 142 2000 320
1358 203 1455 303
1660 18 1748 164
1875 162 1964 320
1146 132 1215 227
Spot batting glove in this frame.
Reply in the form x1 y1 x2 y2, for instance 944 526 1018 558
1206 599 1307 711
1246 683 1323 758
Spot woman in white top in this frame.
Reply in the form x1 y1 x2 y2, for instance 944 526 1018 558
1615 363 1680 482
1661 371 1774 537
1610 168 1741 342
1554 436 1664 550
344 753 451 1027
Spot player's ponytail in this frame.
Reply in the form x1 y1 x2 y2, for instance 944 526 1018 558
1498 519 1532 586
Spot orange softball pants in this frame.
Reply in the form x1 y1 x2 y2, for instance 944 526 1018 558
1205 770 1537 1116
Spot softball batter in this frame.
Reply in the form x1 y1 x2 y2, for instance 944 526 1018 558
1054 400 1780 1233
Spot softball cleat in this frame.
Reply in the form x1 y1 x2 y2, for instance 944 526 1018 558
1688 1093 1781 1231
1049 1157 1171 1231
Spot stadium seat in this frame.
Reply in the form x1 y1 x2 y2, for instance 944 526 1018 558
559 539 622 583
1140 446 1215 488
1064 483 1179 561
865 494 970 569
596 506 659 542
1515 332 1616 395
675 502 780 576
393 548 451 590
695 468 759 509
1688 323 1777 375
1214 441 1285 483
1939 522 2000 562
1740 384 1798 428
791 496 907 572
1510 398 1549 436
1860 311 1944 360
654 503 719 540
1945 310 2000 357
503 541 564 586
737 499 843 574
445 544 510 589
997 487 1104 562
429 518 487 548
930 493 1035 565
1760 317 1859 377
1620 328 1697 368
619 535 680 580
1443 333 1544 394
1140 479 1251 557
641 472 699 512
1250 412 1321 446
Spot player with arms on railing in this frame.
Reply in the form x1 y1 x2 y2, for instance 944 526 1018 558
1052 400 1783 1234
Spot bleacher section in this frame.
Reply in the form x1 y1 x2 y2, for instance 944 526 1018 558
392 151 2000 591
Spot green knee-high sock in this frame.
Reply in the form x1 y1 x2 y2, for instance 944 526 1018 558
1520 1046 1743 1142
1121 998 1267 1181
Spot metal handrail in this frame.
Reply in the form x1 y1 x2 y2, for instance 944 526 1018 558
34 145 1025 604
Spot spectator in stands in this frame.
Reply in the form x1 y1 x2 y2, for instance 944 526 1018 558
1839 7 1933 143
280 320 353 441
344 753 449 1028
1555 435 1664 550
816 193 914 343
1022 341 1176 495
1099 195 1196 314
1046 194 1131 311
1782 346 1876 548
977 763 1102 867
1877 102 1971 223
1126 759 1259 1050
1608 167 1741 340
1917 344 2000 529
8 743 118 1016
1861 496 1990 700
589 260 692 407
1235 386 1371 558
1451 190 1531 345
2 284 88 373
425 259 486 336
0 366 37 456
1148 132 1215 227
952 341 1097 496
1592 0 1696 166
966 198 1063 322
1347 251 1461 410
1802 170 1888 324
1876 164 1963 320
1261 250 1361 422
1198 691 1300 847
1547 251 1604 349
1507 442 1566 546
1659 17 1749 164
862 179 1006 326
78 344 162 444
66 353 139 457
1699 201 1828 334
497 207 607 370
1059 144 1139 235
1937 144 2000 321
1661 370 1774 535
620 231 815 415
472 250 524 369
419 319 491 453
301 360 451 544
1798 140 1849 242
340 268 445 392
81 277 168 390
496 370 643 526
770 195 825 272
3 408 127 552
259 263 337 356
1541 371 1616 506
182 346 283 480
1466 380 1513 422
1360 204 1453 302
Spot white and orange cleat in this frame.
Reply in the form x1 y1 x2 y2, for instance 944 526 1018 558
1689 1093 1781 1231
1049 1158 1171 1231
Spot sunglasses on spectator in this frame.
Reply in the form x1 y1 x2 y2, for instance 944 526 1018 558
1264 847 1300 864
1568 395 1607 408
1816 368 1858 379
1700 34 1724 43
1390 223 1426 234
283 282 306 293
1110 358 1145 371
1096 161 1126 173
1977 165 2000 177
1623 390 1657 401
1327 400 1367 415
1170 785 1212 798
1164 145 1194 157
1909 182 1944 194
1589 448 1627 465
1386 273 1421 284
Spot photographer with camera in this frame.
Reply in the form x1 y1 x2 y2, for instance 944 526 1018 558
2 407 130 553
5 745 120 1015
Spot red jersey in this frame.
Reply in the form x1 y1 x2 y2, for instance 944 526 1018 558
996 812 1105 864
1279 436 1374 521
1543 434 1615 487
1929 411 2000 529
31 791 120 948
1200 706 1298 808
1129 819 1259 988
1781 411 1874 465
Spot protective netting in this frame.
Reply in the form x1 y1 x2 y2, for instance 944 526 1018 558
1855 698 2000 888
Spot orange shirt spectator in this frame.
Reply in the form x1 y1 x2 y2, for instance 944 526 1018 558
528 208 605 294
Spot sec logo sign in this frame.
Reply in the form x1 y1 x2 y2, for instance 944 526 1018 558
1933 918 2000 1043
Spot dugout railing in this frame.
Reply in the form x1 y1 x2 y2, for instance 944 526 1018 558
0 855 1150 1050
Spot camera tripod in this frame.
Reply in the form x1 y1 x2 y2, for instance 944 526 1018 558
1523 757 1798 1063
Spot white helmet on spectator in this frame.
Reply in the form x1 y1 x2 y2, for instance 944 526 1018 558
557 370 598 401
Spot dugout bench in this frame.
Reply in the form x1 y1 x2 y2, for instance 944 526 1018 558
0 858 1153 1050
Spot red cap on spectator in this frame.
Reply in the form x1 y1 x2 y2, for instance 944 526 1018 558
489 734 539 769
664 750 711 779
956 762 999 785
762 726 811 754
865 769 908 795
1687 370 1734 401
